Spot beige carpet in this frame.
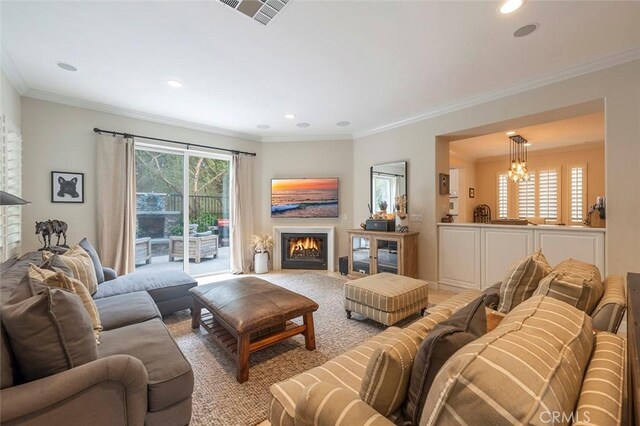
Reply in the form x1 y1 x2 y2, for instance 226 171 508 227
163 272 421 425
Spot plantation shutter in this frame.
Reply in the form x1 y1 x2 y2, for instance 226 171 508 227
518 172 536 219
1 113 23 261
570 166 586 223
497 174 508 218
538 169 558 220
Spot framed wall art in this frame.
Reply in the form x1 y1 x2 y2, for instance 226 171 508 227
51 171 84 203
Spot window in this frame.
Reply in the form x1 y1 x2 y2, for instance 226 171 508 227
1 114 23 262
538 169 558 220
570 166 586 223
497 173 508 218
518 172 536 219
373 175 395 211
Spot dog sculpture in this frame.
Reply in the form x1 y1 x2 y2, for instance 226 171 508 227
35 219 68 250
57 177 79 198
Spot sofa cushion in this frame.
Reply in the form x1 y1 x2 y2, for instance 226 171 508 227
574 332 625 425
28 264 102 342
1 287 98 382
43 244 99 295
422 295 594 426
79 237 105 284
553 258 604 315
0 252 42 306
98 318 193 412
95 291 161 331
92 269 197 304
404 295 487 424
497 250 551 313
359 327 422 416
591 275 626 332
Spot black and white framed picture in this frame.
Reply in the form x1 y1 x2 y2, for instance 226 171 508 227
51 171 84 203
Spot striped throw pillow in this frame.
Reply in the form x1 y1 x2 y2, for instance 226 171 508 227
421 296 594 426
497 250 551 313
43 244 98 295
28 264 102 343
553 259 603 315
533 270 584 308
360 328 422 416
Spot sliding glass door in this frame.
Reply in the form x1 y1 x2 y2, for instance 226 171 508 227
134 144 231 276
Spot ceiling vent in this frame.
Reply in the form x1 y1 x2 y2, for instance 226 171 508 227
219 0 289 25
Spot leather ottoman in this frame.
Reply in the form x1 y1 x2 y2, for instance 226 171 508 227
190 277 319 382
344 272 429 326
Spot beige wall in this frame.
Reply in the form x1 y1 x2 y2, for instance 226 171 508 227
1 70 21 128
354 59 640 281
474 145 605 224
20 97 262 253
258 140 354 268
450 154 476 222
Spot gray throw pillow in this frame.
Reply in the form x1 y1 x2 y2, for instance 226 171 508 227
1 286 98 382
403 296 487 425
79 238 105 284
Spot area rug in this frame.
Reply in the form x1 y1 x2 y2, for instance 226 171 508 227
164 272 420 425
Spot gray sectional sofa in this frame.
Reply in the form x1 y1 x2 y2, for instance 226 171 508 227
0 251 197 425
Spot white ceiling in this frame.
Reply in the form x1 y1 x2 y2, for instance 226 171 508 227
450 112 604 160
2 1 640 141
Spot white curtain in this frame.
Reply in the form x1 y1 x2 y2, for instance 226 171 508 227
230 153 255 274
96 134 136 275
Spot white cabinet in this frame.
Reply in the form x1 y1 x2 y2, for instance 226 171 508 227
482 227 534 287
438 226 480 289
438 224 606 291
449 169 459 197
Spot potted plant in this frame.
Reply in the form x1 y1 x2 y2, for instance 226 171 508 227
250 233 274 274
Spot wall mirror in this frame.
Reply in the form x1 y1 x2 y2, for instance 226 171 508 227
370 161 407 214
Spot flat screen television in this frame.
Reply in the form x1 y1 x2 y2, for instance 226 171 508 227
271 178 339 218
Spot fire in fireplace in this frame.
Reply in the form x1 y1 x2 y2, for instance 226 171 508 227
282 233 327 270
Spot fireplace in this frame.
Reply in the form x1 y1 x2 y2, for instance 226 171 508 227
137 215 165 238
281 233 328 270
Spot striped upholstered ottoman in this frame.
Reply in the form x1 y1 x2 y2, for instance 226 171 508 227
344 273 429 326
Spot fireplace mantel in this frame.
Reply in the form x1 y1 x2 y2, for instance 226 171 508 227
273 226 335 271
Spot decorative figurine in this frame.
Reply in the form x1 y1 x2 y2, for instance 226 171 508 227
35 219 69 250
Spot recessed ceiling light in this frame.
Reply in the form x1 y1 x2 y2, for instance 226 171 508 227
296 123 310 128
56 62 77 72
336 121 351 127
514 23 539 38
523 142 532 147
506 131 516 136
285 114 296 120
257 124 270 129
167 80 183 88
499 0 525 14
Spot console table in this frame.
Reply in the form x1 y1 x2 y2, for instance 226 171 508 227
347 229 419 278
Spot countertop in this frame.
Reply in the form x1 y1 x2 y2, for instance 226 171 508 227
437 222 606 233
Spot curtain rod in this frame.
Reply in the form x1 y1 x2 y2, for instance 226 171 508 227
93 128 257 157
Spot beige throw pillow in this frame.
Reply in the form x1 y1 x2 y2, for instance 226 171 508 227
28 264 102 342
533 270 584 308
360 328 422 416
42 244 98 295
553 259 604 314
497 250 551 313
421 296 594 426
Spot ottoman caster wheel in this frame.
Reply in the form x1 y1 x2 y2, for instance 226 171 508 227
346 310 352 319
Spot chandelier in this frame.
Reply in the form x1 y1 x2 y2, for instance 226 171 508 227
507 134 530 182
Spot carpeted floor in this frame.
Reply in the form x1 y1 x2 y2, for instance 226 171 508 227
163 272 422 425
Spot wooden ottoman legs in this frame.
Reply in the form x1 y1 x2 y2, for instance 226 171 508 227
303 312 316 350
237 333 251 383
191 299 203 329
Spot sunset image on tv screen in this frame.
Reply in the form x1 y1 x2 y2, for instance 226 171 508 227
271 178 339 218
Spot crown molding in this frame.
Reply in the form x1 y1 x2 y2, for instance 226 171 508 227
0 41 28 95
354 47 640 140
261 134 353 143
23 88 263 142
